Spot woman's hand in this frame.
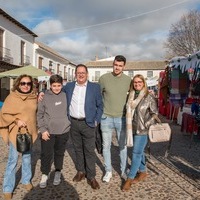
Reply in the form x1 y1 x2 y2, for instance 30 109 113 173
15 119 27 128
41 131 50 141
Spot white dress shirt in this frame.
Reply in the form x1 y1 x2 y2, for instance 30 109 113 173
69 81 87 119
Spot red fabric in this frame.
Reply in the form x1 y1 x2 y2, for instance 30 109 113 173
181 113 198 134
171 105 179 120
185 98 194 104
159 99 166 115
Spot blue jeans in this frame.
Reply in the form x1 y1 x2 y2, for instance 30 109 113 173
101 114 127 174
128 134 148 179
3 142 32 193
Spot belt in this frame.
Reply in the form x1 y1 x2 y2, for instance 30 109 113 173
70 116 85 121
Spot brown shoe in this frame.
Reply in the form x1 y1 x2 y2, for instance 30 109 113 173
87 178 100 189
3 193 12 200
131 172 148 184
122 178 133 191
23 183 33 191
73 171 86 182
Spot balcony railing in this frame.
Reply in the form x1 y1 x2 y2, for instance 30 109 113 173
0 46 13 64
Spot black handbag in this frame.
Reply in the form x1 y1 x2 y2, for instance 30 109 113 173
16 127 32 153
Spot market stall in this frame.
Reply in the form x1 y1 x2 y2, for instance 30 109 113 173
170 53 200 137
159 51 200 134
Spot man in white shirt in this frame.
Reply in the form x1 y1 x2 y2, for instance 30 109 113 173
63 64 103 190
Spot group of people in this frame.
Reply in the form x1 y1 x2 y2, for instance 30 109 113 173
0 55 158 199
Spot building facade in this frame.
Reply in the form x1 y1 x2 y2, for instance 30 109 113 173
34 41 76 82
85 58 166 82
0 8 37 71
0 8 76 100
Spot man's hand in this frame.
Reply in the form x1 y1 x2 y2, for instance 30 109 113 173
41 131 50 141
38 92 44 102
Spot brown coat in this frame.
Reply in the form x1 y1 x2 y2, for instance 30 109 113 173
0 90 38 148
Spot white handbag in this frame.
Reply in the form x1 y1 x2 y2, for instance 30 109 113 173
148 116 171 143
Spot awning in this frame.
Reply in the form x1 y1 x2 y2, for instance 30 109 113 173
0 65 50 79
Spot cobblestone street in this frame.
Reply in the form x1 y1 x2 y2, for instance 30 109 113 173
0 117 200 200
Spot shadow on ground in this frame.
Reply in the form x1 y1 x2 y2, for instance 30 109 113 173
23 173 79 200
145 118 200 187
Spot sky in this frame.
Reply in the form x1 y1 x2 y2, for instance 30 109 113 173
0 0 200 64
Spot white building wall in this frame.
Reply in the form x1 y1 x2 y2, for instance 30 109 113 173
87 68 162 82
129 70 161 79
0 15 35 66
88 68 113 82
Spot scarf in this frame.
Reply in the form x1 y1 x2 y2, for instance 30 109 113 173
126 88 145 147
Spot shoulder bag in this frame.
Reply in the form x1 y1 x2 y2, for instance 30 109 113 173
148 116 171 143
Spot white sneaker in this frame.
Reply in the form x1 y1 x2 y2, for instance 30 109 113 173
103 171 112 182
53 171 61 186
40 174 48 188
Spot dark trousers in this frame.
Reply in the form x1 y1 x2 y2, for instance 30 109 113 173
40 132 69 175
70 119 96 180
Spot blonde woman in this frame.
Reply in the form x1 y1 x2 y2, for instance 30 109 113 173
122 74 158 191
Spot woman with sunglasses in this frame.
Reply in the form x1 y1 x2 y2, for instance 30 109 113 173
122 74 158 192
0 74 38 200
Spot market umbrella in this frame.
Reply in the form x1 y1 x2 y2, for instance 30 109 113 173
0 65 50 78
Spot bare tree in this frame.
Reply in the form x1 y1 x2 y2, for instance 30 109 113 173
164 10 200 59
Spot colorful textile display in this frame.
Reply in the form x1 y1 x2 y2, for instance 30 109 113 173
169 67 190 105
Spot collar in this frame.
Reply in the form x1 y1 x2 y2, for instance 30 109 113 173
75 81 88 87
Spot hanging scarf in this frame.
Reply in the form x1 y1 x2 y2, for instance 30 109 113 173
126 88 145 147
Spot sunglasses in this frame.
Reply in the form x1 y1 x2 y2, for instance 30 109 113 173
20 82 32 86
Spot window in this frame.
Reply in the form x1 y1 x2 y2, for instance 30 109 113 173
147 71 153 78
95 71 100 82
64 66 67 79
38 57 43 69
128 71 134 78
57 64 60 74
49 61 53 67
49 61 53 72
64 72 67 80
21 41 25 65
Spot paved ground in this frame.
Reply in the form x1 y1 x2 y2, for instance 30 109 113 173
0 116 200 200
